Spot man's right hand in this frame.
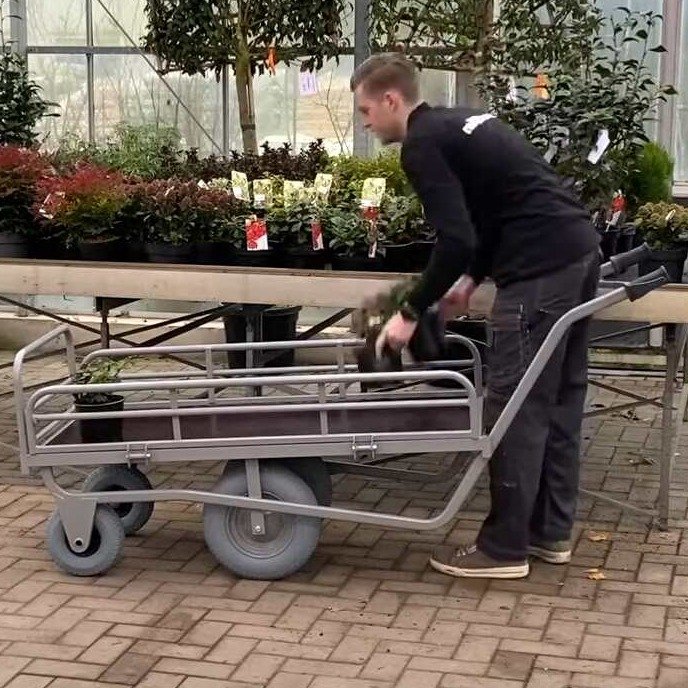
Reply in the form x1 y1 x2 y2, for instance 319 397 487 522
440 275 476 318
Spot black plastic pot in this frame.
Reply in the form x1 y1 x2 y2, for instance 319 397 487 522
411 240 435 271
144 242 193 264
280 246 328 270
640 246 688 284
231 247 277 268
332 253 385 272
381 242 416 272
193 241 236 266
28 236 73 260
74 394 124 444
617 223 637 255
223 305 302 369
0 231 30 258
77 237 124 262
599 227 621 261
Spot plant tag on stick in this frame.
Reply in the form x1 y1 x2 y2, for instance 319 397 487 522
245 215 268 251
232 171 250 201
311 220 324 251
587 129 610 164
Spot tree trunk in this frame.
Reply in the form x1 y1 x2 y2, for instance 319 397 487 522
235 54 257 154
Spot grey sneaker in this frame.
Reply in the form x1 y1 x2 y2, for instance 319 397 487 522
528 540 572 564
429 544 529 579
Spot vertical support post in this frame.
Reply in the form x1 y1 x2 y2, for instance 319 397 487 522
657 0 681 155
352 0 371 158
85 0 96 144
221 65 230 156
8 0 27 56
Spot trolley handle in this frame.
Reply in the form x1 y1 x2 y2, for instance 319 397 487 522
600 242 650 278
623 267 669 301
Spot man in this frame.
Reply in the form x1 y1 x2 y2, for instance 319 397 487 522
351 53 600 579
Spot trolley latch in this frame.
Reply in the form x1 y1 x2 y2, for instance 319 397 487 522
125 443 152 467
351 435 378 462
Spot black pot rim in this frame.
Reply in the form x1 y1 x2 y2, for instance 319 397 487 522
73 393 124 409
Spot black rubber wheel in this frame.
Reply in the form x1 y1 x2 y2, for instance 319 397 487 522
204 463 321 580
46 505 124 576
82 466 154 535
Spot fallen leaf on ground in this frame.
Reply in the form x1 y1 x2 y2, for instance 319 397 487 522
588 532 610 542
586 568 606 580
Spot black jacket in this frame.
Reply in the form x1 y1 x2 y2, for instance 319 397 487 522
402 103 600 313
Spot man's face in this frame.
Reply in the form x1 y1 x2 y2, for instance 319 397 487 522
354 86 405 145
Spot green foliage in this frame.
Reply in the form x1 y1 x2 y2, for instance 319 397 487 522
267 201 321 249
322 205 372 256
370 0 492 71
52 124 181 180
634 202 688 249
478 1 675 210
326 149 413 204
379 192 425 244
74 357 131 404
626 141 674 210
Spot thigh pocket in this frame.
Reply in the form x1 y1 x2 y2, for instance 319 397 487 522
487 303 531 396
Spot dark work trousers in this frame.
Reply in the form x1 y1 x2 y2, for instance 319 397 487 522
476 250 600 561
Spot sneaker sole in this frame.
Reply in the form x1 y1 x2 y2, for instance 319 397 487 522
429 557 529 579
528 545 572 564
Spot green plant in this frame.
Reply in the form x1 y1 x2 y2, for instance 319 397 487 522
142 0 349 153
626 141 674 211
323 205 372 256
379 192 424 244
33 164 129 244
0 145 51 236
0 4 55 145
74 357 130 404
477 1 675 210
634 202 688 250
134 179 242 245
326 149 413 205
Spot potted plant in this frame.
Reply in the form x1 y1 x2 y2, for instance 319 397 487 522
73 357 130 444
379 193 424 272
269 200 329 270
0 145 51 257
326 205 385 272
34 164 129 261
634 202 688 283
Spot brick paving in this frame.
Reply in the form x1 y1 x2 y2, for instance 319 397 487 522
0 352 687 687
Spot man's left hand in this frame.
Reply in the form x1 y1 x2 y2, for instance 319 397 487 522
375 312 417 358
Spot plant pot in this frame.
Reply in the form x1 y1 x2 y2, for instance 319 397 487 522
193 241 236 266
125 240 147 262
332 253 386 272
28 236 73 260
599 226 620 260
232 248 277 267
144 242 193 264
74 394 124 444
280 246 328 270
0 231 30 258
411 240 435 270
617 223 636 254
223 305 302 369
640 246 688 284
381 242 416 272
77 237 125 262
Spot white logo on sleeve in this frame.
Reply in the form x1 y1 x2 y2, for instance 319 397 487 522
462 113 496 135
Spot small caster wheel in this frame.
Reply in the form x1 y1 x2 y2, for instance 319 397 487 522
82 466 154 535
204 463 321 580
47 504 124 576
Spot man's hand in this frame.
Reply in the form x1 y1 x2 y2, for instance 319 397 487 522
440 275 477 319
375 312 418 358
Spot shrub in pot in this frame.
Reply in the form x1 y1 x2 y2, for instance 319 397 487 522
268 200 328 269
378 193 425 272
0 145 52 257
33 164 129 261
73 358 130 444
325 205 385 271
634 202 688 283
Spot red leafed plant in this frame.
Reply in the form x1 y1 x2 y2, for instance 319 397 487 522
34 163 129 244
0 145 52 237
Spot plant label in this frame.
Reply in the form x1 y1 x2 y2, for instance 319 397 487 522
283 180 305 207
232 171 250 201
253 179 273 207
587 129 610 164
314 173 333 204
361 178 386 207
311 220 324 251
246 216 268 251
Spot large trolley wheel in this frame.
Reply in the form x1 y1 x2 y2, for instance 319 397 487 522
47 505 125 576
204 463 321 580
82 466 154 535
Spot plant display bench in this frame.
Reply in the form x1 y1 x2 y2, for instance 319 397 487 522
1 256 688 530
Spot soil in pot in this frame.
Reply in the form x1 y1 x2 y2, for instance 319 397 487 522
74 394 124 444
640 246 688 283
193 241 236 266
77 237 125 262
280 246 328 270
332 254 386 272
381 242 416 272
232 248 277 268
0 231 30 258
144 242 193 264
